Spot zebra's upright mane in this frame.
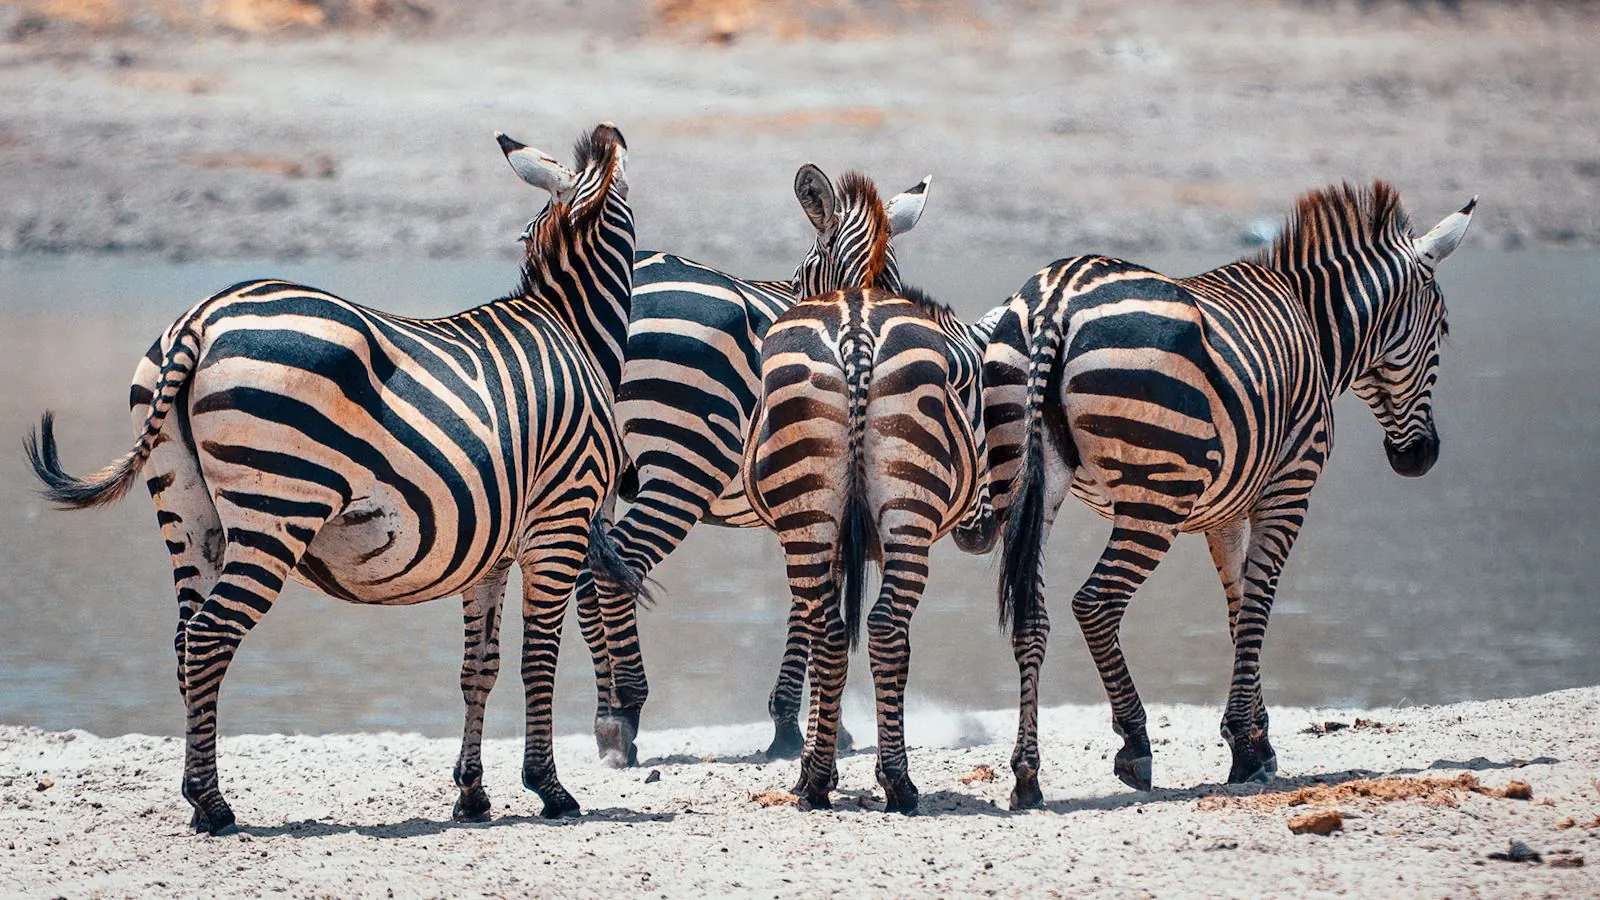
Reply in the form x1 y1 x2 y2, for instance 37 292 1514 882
1256 180 1412 274
513 132 625 304
835 171 892 287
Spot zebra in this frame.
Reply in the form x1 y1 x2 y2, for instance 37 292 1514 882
982 181 1475 809
569 165 933 766
742 285 1003 813
23 123 639 833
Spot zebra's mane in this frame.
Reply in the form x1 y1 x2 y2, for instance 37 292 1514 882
1256 180 1412 273
513 130 624 302
898 284 953 316
835 171 892 287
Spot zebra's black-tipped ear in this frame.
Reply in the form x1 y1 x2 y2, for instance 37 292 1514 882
497 131 578 197
1415 195 1477 265
886 175 932 236
795 163 838 234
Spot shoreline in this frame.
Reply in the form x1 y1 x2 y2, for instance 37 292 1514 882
3 687 1596 897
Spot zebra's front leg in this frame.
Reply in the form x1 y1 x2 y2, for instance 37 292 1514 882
518 556 583 818
1221 511 1306 784
766 597 811 759
1073 516 1180 793
868 543 928 815
452 563 511 822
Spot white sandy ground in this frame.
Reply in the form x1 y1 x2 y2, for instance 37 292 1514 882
2 689 1597 898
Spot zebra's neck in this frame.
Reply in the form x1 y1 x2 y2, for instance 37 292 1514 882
1278 249 1409 396
512 203 636 395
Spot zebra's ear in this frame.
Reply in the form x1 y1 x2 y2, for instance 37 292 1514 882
1415 197 1477 267
885 175 932 236
496 131 577 197
794 163 838 234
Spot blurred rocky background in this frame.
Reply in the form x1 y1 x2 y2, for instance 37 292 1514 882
0 0 1595 268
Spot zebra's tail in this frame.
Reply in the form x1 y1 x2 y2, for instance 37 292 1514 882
25 312 209 511
837 327 877 651
998 308 1066 636
586 514 655 609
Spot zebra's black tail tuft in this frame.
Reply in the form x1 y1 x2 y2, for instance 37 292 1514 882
998 313 1065 636
24 411 141 510
837 329 878 651
587 514 655 609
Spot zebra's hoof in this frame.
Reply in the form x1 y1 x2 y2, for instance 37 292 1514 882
452 787 492 823
793 773 833 811
189 800 238 836
594 716 638 769
538 791 581 819
1009 766 1044 811
765 720 804 760
1115 753 1153 792
1224 727 1276 784
881 780 919 815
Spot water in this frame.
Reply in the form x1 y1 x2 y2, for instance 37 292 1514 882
0 249 1596 742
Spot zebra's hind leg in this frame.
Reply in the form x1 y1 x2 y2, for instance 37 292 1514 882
1221 508 1306 784
517 550 585 818
1008 589 1050 811
180 516 319 835
452 562 511 822
794 605 849 810
868 540 929 815
1206 521 1275 783
572 570 621 764
1072 514 1181 792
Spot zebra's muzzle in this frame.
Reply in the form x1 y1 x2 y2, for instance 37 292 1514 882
1384 432 1439 477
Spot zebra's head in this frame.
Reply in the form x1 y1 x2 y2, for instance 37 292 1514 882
792 166 930 298
501 122 631 256
1349 195 1476 478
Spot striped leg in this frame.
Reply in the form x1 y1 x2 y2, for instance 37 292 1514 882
1008 474 1068 811
145 439 223 704
765 600 810 758
1221 507 1306 783
572 572 618 757
583 476 725 766
767 602 857 760
1072 513 1181 793
868 538 931 814
451 561 511 822
517 544 586 818
1008 576 1051 810
180 516 319 835
778 540 848 809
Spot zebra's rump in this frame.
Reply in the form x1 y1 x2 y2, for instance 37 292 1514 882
747 289 981 543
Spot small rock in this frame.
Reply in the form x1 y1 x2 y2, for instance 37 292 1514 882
644 770 661 784
1500 781 1533 800
1549 855 1585 869
1287 810 1343 836
34 778 53 792
1556 818 1576 830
